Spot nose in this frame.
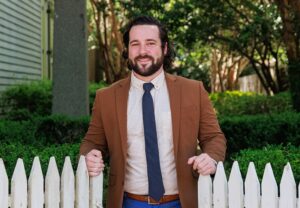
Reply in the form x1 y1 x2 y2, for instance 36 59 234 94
139 43 148 55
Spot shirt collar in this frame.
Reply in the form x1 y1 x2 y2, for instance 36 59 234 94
130 71 165 90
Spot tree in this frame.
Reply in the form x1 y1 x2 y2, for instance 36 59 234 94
274 0 300 111
181 0 289 95
88 0 128 84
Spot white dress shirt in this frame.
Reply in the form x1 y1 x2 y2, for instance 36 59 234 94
124 71 178 195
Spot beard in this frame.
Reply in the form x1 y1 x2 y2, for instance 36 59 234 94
128 54 164 77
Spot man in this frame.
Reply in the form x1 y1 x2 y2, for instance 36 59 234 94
80 16 226 208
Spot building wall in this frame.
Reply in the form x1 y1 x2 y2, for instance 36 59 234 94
0 0 44 92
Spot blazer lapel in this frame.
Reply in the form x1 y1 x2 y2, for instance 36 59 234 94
165 73 181 160
116 76 131 160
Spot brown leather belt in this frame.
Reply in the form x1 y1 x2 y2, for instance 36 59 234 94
125 192 179 205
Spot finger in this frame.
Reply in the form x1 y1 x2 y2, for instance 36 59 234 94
89 149 102 157
193 155 206 170
187 156 197 165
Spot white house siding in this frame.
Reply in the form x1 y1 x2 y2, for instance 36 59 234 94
0 0 42 92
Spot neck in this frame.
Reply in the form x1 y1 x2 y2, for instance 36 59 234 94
133 68 164 82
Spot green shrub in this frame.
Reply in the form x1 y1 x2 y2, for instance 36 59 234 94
220 112 300 157
0 115 89 146
0 143 80 179
210 91 293 116
229 145 300 183
0 80 52 119
0 80 107 119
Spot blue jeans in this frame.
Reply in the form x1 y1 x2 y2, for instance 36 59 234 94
122 194 182 208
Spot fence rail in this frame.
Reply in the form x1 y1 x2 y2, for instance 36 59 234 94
0 156 299 207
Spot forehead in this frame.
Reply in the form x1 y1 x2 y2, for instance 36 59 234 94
129 25 160 42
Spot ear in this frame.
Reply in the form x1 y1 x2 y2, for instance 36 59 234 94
163 43 168 55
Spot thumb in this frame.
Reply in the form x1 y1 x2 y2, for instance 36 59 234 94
187 156 197 165
90 149 102 157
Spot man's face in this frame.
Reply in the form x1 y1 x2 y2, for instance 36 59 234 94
128 25 166 77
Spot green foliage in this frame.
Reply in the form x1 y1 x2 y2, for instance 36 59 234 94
230 145 300 183
0 115 89 146
220 112 300 157
0 80 107 119
210 91 293 116
88 81 108 110
0 143 80 179
0 80 52 119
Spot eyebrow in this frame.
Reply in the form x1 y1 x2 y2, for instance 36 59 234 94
129 38 157 44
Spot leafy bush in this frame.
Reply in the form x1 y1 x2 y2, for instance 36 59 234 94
229 145 300 183
0 80 107 119
210 91 293 116
0 115 89 146
0 143 80 179
220 112 300 157
0 80 52 119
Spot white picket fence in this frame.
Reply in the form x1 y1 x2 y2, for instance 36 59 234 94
0 156 299 208
0 156 103 208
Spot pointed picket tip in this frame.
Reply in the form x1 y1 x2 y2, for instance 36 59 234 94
76 155 89 207
29 156 43 180
61 156 75 207
279 162 296 208
198 174 212 208
280 162 296 186
11 158 27 207
46 156 60 178
0 158 9 208
213 162 228 208
245 162 260 208
228 161 243 208
261 163 278 208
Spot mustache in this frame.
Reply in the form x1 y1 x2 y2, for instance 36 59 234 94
134 55 154 62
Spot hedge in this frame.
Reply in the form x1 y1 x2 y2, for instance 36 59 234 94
219 112 300 157
230 145 300 183
210 91 293 116
0 80 107 119
0 115 89 146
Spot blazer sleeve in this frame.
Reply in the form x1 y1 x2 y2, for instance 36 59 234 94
79 89 108 157
198 82 226 162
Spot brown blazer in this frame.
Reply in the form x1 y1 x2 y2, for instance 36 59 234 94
80 73 226 208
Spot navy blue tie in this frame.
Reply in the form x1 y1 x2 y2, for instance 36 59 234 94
142 82 165 201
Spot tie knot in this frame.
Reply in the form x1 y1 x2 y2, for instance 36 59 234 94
143 82 154 92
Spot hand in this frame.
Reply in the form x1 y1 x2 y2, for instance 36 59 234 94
187 153 217 175
85 149 105 176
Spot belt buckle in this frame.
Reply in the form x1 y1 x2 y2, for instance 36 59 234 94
147 196 160 205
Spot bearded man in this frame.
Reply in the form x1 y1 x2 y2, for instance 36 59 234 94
80 15 226 208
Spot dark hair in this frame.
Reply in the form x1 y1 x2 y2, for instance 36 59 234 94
122 15 175 70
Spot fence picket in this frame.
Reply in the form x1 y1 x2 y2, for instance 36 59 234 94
11 158 27 208
76 155 89 208
261 163 278 208
297 183 300 208
45 157 60 208
0 158 8 208
213 162 228 208
61 156 75 208
90 172 104 208
279 163 296 208
228 161 243 208
28 157 44 208
198 174 212 208
244 162 260 208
